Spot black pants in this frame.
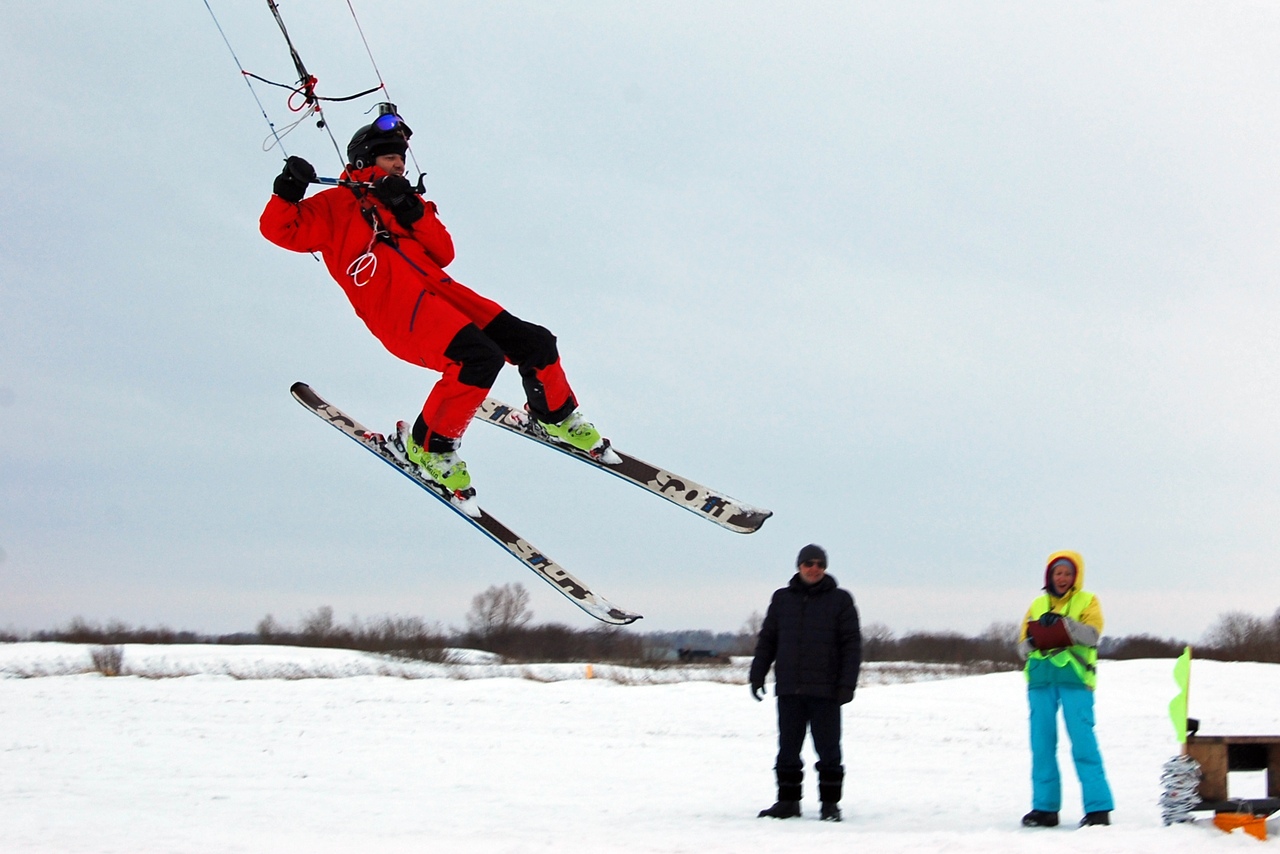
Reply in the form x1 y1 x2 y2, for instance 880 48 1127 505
775 694 842 773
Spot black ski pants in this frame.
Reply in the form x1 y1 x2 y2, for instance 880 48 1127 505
775 694 842 773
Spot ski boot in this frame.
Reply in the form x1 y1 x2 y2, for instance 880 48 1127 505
396 422 479 516
1079 811 1110 827
820 803 842 822
536 410 619 463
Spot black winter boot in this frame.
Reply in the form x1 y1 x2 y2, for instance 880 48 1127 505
817 764 844 822
758 801 801 819
1021 810 1059 827
758 768 803 819
1079 811 1111 826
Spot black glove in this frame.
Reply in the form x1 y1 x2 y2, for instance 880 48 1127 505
371 175 425 227
273 156 316 203
837 686 855 705
1038 612 1062 627
751 682 765 702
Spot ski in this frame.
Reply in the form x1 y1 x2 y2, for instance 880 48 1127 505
290 382 642 625
473 399 772 535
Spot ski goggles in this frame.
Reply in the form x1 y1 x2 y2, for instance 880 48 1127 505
372 112 406 133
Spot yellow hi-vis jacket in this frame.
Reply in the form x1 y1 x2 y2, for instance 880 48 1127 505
1018 550 1104 690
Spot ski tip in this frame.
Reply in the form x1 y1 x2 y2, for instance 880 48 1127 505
604 608 643 625
290 381 322 408
585 596 642 625
727 506 773 534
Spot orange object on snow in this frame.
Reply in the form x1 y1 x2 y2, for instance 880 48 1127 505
1213 812 1267 840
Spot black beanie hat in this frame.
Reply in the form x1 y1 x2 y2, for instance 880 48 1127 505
796 544 828 567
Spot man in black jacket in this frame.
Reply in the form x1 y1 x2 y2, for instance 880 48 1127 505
750 544 862 821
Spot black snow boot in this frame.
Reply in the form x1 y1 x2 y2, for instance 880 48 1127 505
1079 811 1111 827
758 800 801 819
758 768 803 819
817 764 844 822
1021 810 1059 827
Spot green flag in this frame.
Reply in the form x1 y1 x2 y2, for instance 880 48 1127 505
1168 645 1192 743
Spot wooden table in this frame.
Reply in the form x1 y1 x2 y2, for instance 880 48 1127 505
1184 734 1280 813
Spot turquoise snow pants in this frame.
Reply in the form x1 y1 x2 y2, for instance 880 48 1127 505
1028 683 1114 813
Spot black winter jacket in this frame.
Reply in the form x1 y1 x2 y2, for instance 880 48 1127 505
749 573 862 699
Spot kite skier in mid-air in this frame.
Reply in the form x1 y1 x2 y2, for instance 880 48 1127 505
260 106 608 504
197 1 768 623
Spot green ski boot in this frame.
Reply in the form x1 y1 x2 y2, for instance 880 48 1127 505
537 410 605 454
401 425 472 493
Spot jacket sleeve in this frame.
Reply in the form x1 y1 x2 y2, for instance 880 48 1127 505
749 597 779 687
1017 599 1039 659
405 200 455 268
1065 594 1104 646
1017 602 1037 644
1064 618 1100 647
838 592 862 690
260 193 338 254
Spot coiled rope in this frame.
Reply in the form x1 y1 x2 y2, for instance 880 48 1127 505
1159 753 1202 825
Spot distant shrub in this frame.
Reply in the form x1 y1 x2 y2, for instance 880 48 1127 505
90 645 124 676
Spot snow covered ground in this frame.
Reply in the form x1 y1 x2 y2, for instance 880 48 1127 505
0 644 1276 853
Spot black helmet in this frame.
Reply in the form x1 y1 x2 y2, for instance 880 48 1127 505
347 105 413 169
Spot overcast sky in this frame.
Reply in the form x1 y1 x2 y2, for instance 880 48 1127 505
3 2 1279 640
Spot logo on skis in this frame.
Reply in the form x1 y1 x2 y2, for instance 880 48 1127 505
648 472 732 519
509 537 589 600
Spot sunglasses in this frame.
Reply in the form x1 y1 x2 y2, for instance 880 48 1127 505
800 560 826 569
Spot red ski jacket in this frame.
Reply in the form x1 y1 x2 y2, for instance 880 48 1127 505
260 166 503 364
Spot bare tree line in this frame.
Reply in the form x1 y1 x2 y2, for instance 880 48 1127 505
861 621 1023 665
1195 608 1280 663
5 587 1279 666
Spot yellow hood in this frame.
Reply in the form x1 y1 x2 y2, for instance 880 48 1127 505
1044 550 1085 598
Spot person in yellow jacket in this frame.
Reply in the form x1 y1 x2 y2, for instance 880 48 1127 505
1017 551 1114 828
